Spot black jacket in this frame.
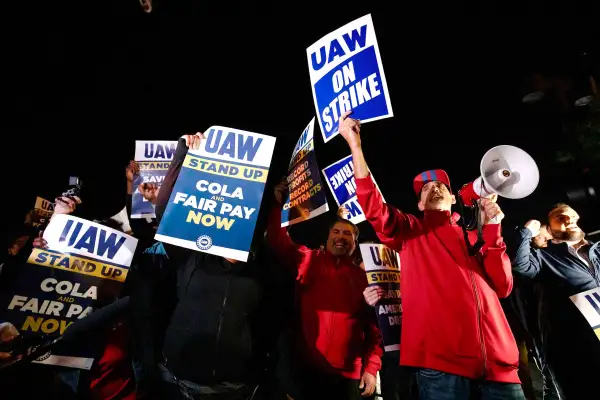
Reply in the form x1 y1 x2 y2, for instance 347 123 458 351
134 137 278 386
509 227 600 370
511 227 600 296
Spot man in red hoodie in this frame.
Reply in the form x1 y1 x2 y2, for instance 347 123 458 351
337 111 523 400
267 181 382 400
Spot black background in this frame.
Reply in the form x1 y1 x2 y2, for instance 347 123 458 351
2 1 599 248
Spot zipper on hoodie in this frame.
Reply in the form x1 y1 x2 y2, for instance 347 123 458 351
213 271 233 378
324 258 339 357
469 270 487 378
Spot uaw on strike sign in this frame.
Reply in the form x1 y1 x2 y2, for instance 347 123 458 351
307 14 393 143
0 215 137 369
322 154 385 225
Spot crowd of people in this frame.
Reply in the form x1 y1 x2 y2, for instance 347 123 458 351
0 113 599 400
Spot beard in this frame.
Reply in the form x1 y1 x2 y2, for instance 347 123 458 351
329 238 351 256
551 228 585 242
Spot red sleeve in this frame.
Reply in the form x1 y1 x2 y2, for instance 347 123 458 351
362 310 383 376
480 224 513 298
265 205 310 271
355 174 420 250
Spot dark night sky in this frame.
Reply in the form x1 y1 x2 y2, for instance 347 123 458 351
2 2 599 246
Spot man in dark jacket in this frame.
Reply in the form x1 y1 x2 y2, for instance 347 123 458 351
511 203 600 399
136 133 278 400
338 111 524 400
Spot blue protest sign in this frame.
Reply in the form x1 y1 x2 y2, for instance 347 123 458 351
360 243 402 352
0 215 138 369
322 154 385 225
307 14 393 143
155 127 276 262
132 140 178 219
281 118 329 227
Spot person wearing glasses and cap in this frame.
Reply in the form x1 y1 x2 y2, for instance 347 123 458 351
337 111 524 400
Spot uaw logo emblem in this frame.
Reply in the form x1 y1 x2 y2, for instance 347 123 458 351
36 350 52 362
196 235 213 251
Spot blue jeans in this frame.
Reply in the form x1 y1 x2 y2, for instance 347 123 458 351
416 369 525 400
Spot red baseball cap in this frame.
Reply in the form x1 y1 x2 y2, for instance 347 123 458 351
413 169 452 196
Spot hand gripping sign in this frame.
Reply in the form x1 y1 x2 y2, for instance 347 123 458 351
155 127 276 262
307 14 393 143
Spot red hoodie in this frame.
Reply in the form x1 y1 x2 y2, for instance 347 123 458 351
89 321 136 400
356 174 519 383
267 208 382 380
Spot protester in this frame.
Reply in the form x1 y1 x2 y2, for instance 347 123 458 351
347 211 417 400
31 196 138 400
135 132 278 400
338 111 523 399
266 180 382 400
126 160 158 250
511 203 600 399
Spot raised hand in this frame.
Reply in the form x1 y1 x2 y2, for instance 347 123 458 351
339 110 362 149
138 183 160 204
54 196 81 215
480 195 504 224
126 160 140 182
524 220 542 237
182 132 206 150
274 179 289 205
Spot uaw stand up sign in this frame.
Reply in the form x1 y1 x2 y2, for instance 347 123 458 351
132 140 177 219
0 215 138 369
156 127 276 262
360 243 402 352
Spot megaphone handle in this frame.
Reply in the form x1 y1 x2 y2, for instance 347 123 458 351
477 198 501 225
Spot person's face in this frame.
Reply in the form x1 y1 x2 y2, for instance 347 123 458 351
532 225 553 249
418 181 456 212
549 206 585 242
326 221 357 257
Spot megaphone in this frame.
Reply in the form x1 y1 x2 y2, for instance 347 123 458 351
459 145 540 206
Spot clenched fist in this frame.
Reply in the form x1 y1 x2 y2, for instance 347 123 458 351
525 220 541 237
339 110 362 149
138 183 160 204
274 179 289 205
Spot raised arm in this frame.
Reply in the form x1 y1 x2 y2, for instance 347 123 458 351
150 133 204 261
510 221 544 279
476 197 513 298
155 137 190 224
265 179 309 270
338 111 420 250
